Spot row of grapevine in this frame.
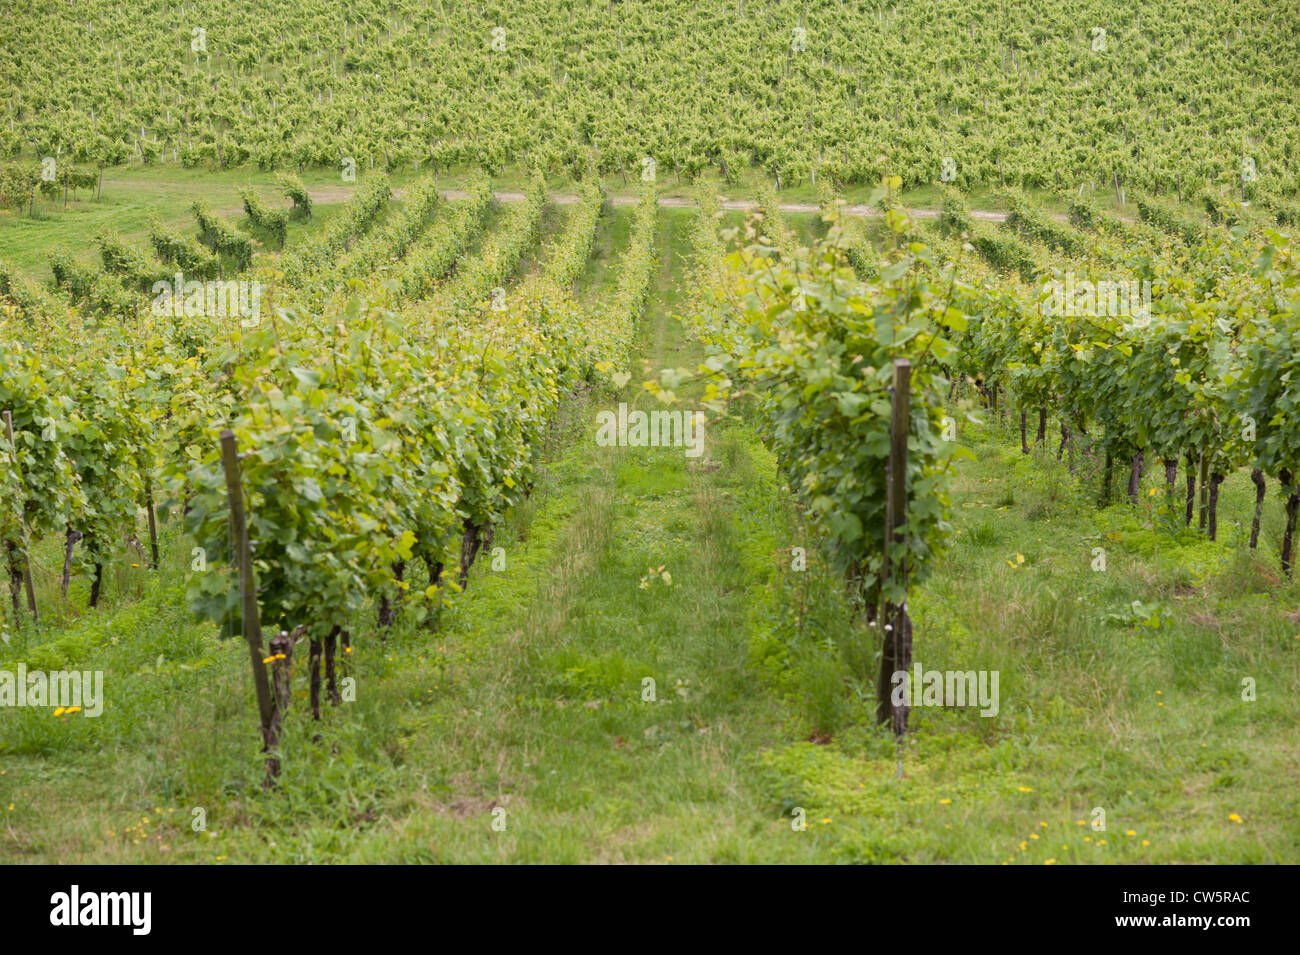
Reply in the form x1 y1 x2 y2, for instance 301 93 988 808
394 174 494 299
755 180 800 262
149 216 221 280
336 175 442 281
524 180 605 297
683 185 730 334
998 188 1086 257
0 299 201 615
594 187 659 372
0 177 662 756
432 173 548 311
682 179 961 625
0 261 62 322
685 173 1300 623
191 200 254 271
175 199 658 722
239 188 288 248
96 231 169 291
930 185 1300 569
275 172 312 219
47 249 141 319
1 178 484 626
277 175 392 286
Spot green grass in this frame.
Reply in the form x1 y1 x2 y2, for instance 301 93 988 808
574 202 631 308
513 201 570 286
0 164 387 281
756 409 1299 864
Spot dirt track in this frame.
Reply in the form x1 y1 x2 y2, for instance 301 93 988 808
424 187 1015 221
260 184 1121 226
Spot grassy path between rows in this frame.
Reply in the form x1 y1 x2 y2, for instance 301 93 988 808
341 205 817 861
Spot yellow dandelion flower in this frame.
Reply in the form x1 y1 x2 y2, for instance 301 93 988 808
1016 553 1025 564
1125 830 1136 836
53 707 66 717
1229 813 1243 824
1030 834 1039 840
1044 858 1056 865
1039 821 1048 828
1142 840 1150 846
939 798 952 805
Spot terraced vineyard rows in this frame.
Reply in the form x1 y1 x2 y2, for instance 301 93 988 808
1 0 1297 886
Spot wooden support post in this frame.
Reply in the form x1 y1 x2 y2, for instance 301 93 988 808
143 474 160 569
1249 468 1266 550
218 430 276 761
1198 452 1210 531
2 411 38 623
325 624 341 706
265 627 297 783
60 527 82 599
1127 451 1143 504
876 359 912 737
1282 470 1299 578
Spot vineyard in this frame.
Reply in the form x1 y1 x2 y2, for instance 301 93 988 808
0 0 1297 873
